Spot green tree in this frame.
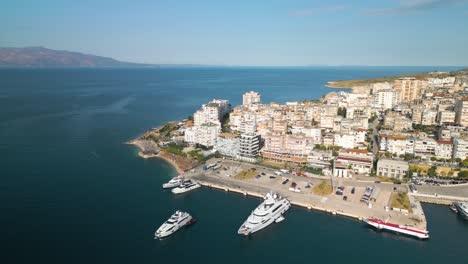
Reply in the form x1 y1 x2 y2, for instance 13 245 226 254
427 166 437 177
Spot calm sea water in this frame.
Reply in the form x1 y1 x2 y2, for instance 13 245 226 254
1 67 467 264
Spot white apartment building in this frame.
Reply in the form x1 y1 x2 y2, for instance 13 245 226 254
413 137 436 157
379 134 414 155
437 110 456 125
238 133 260 163
421 109 438 126
434 140 453 159
242 91 261 106
194 99 231 127
373 89 397 110
453 137 468 160
333 133 357 149
184 124 221 147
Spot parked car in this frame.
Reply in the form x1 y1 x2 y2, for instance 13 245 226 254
282 179 289 184
351 187 355 194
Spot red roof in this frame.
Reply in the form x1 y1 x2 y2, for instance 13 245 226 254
436 140 452 145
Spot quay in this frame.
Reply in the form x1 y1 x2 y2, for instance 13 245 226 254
185 158 429 231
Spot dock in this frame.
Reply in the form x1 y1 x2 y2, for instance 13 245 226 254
185 158 428 231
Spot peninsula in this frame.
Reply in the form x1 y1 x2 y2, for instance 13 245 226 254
129 70 468 236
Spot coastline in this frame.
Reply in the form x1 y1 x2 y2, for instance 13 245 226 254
126 139 192 174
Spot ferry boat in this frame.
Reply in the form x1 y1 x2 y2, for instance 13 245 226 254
364 218 429 239
171 179 201 194
455 202 468 220
238 192 290 236
154 210 195 239
162 176 184 189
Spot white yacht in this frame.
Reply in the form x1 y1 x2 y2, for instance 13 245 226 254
162 176 184 189
154 210 194 239
455 202 468 220
171 179 201 194
238 192 290 236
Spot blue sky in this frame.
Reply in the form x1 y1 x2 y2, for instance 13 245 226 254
1 0 467 66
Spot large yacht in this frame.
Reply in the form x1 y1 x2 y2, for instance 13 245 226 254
162 175 184 189
238 192 290 236
154 210 194 239
455 202 468 220
171 179 201 194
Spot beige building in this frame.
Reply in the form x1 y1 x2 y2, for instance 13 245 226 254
261 134 314 164
394 77 428 102
455 98 468 127
377 158 409 180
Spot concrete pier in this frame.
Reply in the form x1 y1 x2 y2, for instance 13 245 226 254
185 158 429 231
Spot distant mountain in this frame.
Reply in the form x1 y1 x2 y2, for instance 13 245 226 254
0 47 154 68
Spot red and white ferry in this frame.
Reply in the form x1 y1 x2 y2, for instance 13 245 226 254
364 218 429 239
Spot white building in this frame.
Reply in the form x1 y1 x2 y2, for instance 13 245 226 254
194 99 231 127
377 158 409 180
435 140 453 159
453 137 468 160
243 91 261 106
238 133 260 162
373 89 397 110
184 124 221 147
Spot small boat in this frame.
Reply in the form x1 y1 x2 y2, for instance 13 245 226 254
275 216 285 223
171 179 201 194
154 210 193 239
162 176 184 189
449 203 458 213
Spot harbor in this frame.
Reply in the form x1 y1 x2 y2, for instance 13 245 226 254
182 158 429 232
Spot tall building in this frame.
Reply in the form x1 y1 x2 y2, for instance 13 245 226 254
455 98 468 127
242 91 261 106
394 77 428 102
372 89 397 110
237 119 260 162
194 99 231 127
238 133 260 163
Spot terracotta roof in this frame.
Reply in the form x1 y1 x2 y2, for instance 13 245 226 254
343 148 368 154
436 140 452 145
380 134 407 140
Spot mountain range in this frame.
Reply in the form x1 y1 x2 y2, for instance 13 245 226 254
0 47 152 67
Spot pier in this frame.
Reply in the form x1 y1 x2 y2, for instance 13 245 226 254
185 158 429 231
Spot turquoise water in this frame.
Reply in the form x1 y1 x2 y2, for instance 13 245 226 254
1 67 467 263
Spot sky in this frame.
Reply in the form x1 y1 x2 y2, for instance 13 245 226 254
1 0 467 66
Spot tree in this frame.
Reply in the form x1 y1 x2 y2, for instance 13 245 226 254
462 158 468 167
427 166 437 177
430 157 437 161
337 107 347 117
458 171 468 178
455 158 462 163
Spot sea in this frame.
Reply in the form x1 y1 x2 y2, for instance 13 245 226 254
1 67 467 264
